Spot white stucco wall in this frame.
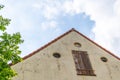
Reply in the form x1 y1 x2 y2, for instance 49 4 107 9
12 31 120 80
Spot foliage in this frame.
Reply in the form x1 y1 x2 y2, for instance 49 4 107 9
0 5 23 80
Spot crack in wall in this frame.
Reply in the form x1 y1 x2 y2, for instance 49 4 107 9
56 59 61 70
106 63 113 80
20 63 24 80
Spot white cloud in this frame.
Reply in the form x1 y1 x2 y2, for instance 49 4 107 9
1 1 35 33
32 0 63 20
41 21 57 30
62 0 120 57
32 3 41 9
43 5 59 19
114 0 120 16
63 0 84 14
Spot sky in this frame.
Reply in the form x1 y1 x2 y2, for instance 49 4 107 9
0 0 120 57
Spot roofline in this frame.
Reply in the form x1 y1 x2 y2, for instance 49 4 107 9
23 28 120 60
10 28 120 66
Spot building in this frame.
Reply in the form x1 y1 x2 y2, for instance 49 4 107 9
12 28 120 80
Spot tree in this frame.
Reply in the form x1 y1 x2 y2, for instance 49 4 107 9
0 5 24 80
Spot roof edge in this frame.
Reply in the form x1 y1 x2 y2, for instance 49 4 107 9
10 28 120 66
23 28 120 60
23 28 75 60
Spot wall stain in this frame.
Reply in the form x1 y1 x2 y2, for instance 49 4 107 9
114 65 120 71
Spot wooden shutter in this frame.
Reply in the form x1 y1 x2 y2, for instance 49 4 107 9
80 51 92 69
72 50 85 70
72 50 95 76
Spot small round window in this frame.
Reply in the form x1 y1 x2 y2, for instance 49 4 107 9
74 42 81 47
53 53 61 58
101 57 108 62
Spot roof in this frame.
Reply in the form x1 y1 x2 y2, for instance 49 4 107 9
10 28 120 66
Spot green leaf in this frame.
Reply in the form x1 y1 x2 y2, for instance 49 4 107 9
0 16 11 31
0 5 4 10
0 5 24 80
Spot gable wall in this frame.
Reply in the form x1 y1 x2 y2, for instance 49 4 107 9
12 31 120 80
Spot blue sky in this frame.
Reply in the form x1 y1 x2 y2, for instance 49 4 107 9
0 0 120 57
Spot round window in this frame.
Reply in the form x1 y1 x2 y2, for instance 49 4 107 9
74 42 81 47
101 57 108 62
53 53 61 58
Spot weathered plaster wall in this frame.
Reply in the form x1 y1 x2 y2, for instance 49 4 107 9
12 31 120 80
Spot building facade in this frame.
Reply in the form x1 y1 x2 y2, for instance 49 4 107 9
12 29 120 80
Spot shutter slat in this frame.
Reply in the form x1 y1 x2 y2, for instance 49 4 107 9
72 50 81 70
80 51 93 69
